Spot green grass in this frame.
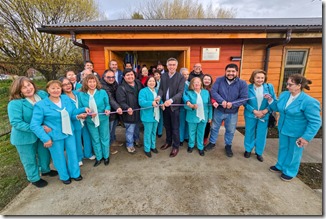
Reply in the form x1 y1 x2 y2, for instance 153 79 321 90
0 79 47 211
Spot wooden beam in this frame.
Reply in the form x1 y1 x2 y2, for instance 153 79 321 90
267 33 322 39
58 33 267 40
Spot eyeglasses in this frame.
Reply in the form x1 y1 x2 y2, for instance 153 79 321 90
62 83 71 86
106 76 115 79
194 66 201 68
67 75 76 78
286 82 296 87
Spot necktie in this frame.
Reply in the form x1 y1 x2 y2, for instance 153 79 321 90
57 107 73 135
88 91 100 127
195 91 205 121
151 88 160 122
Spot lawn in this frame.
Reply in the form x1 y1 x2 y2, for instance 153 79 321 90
0 79 47 211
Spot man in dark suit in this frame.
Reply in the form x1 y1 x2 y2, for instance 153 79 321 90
158 57 185 157
109 60 123 84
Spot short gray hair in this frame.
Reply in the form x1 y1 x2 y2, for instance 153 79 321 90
179 67 188 74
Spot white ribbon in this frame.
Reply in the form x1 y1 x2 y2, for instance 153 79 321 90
195 91 205 121
88 90 100 127
56 107 73 135
150 88 160 122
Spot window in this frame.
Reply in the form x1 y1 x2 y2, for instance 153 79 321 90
281 49 309 91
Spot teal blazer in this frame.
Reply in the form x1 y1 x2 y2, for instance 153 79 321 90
62 91 83 131
138 87 161 123
184 89 212 123
8 90 48 145
30 95 85 143
270 91 321 141
244 83 277 119
78 89 110 123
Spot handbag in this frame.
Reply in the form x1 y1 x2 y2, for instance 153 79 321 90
266 84 276 128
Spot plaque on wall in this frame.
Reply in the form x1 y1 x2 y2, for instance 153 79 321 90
201 48 220 61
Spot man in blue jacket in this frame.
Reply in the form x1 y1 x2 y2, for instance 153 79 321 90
205 63 248 157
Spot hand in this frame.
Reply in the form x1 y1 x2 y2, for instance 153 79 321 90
164 99 172 107
104 110 110 116
116 107 123 115
253 110 264 118
85 107 92 114
43 125 52 133
213 102 219 108
296 137 308 147
90 112 97 118
264 94 273 102
152 101 158 107
226 102 232 109
44 139 52 148
192 104 198 109
161 105 165 111
208 119 212 123
154 96 161 102
77 113 87 119
127 107 133 115
222 101 227 108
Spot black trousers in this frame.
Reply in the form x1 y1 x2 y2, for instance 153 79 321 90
163 107 180 148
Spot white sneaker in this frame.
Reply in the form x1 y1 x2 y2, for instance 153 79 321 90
79 161 83 166
88 155 96 160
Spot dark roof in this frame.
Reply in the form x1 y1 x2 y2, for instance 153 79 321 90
37 18 322 34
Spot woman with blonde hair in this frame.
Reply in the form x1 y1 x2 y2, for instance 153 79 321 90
8 76 57 188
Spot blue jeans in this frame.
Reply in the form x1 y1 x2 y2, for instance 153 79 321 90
124 122 140 147
109 119 118 144
209 110 238 146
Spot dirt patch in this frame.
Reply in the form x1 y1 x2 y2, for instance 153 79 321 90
236 126 323 190
297 163 322 189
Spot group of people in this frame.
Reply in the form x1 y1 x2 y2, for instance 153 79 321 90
8 57 321 188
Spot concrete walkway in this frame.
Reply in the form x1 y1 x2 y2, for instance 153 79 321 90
1 127 322 215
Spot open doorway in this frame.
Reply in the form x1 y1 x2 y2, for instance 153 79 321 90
104 46 190 73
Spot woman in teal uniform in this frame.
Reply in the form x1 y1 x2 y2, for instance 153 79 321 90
31 80 88 184
267 74 321 181
243 70 277 162
138 77 161 157
8 76 57 188
78 74 111 167
184 77 212 156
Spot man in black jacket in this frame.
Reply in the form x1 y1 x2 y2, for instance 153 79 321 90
158 57 185 157
100 69 123 154
116 68 143 154
188 63 204 82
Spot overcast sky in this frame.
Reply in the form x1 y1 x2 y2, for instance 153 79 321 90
95 0 322 20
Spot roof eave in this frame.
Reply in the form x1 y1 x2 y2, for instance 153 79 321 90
37 26 322 35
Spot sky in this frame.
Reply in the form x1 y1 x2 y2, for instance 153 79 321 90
95 0 322 20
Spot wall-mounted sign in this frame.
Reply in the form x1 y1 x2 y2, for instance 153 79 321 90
202 48 220 61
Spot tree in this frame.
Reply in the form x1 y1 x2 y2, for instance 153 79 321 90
127 0 236 19
0 0 102 81
131 12 144 19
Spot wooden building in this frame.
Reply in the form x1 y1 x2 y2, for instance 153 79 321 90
38 18 322 126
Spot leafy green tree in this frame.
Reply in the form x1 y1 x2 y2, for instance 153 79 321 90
131 12 144 19
0 0 102 80
128 0 236 19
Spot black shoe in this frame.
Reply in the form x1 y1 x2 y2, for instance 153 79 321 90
94 159 102 167
225 145 233 157
41 170 58 177
256 154 264 162
198 150 205 156
62 178 71 185
187 147 193 153
204 142 215 151
280 173 293 182
184 139 189 143
151 148 158 153
134 141 141 148
244 151 251 158
157 134 162 138
269 165 281 173
32 179 48 188
104 158 110 166
72 175 83 181
180 142 184 146
144 151 152 158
